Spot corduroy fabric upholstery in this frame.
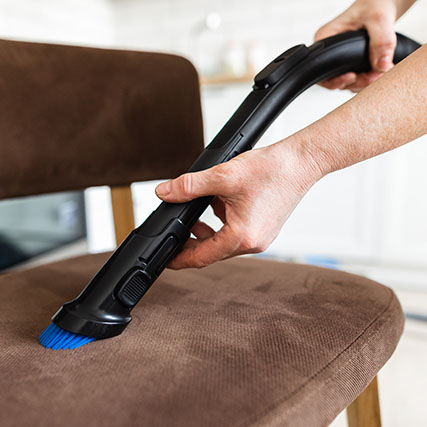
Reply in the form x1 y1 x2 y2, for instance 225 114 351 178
0 39 204 199
0 253 404 427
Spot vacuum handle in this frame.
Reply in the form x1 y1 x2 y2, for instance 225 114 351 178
392 32 421 63
137 30 421 237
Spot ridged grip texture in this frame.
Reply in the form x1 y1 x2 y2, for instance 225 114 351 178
119 272 150 307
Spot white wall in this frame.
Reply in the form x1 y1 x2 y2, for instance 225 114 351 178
0 0 114 46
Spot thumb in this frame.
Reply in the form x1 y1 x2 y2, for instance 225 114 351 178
365 14 397 73
314 20 348 41
155 164 233 203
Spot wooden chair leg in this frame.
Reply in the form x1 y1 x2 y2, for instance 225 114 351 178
111 185 135 245
347 376 381 427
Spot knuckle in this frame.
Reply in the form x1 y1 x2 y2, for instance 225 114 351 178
192 257 208 269
178 173 194 197
239 237 252 252
370 9 391 23
256 241 269 253
185 250 208 269
214 164 239 191
371 36 396 50
215 163 232 180
239 233 265 253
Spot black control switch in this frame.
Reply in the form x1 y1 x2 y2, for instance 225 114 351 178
254 44 309 88
116 270 151 308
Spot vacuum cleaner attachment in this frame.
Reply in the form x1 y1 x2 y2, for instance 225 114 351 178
40 30 420 350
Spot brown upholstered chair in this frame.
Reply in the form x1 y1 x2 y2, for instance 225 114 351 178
0 39 403 427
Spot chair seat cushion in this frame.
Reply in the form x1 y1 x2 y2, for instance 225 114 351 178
0 253 403 427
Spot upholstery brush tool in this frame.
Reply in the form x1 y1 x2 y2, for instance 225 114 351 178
40 30 420 350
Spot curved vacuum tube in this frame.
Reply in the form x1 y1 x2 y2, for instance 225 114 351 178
52 30 421 339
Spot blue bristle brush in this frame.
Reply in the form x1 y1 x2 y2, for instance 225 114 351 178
40 323 96 350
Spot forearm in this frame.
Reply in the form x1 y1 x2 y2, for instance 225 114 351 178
278 43 426 177
340 0 416 21
391 0 417 17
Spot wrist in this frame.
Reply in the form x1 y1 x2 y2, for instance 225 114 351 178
353 0 398 19
266 134 327 195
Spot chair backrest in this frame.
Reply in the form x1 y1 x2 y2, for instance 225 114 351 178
0 39 204 243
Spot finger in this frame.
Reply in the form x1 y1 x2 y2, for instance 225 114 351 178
211 197 226 223
155 164 235 203
168 225 240 269
345 71 383 91
178 237 199 250
319 72 357 90
318 80 343 90
314 20 351 41
365 14 397 72
191 220 215 240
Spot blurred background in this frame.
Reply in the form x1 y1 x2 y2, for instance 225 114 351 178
0 0 425 425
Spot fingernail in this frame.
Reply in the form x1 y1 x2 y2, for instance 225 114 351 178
346 73 357 83
156 181 171 197
376 56 392 72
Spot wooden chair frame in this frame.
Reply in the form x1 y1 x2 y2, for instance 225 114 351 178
109 185 382 427
347 376 381 427
111 185 135 245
